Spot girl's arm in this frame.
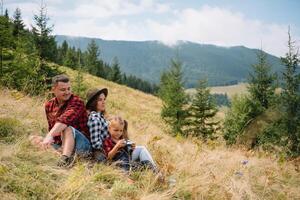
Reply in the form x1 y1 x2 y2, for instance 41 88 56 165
107 139 125 160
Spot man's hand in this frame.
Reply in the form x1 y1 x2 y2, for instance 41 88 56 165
41 135 54 149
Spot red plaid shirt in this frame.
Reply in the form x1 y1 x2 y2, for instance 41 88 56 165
103 136 117 156
45 94 90 144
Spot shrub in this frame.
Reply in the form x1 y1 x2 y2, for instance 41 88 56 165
223 95 264 145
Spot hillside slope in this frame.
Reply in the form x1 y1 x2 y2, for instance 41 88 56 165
0 68 299 199
56 35 283 87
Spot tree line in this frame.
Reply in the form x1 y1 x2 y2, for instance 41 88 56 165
0 5 158 96
159 31 300 156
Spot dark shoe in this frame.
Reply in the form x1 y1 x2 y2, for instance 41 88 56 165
57 155 75 168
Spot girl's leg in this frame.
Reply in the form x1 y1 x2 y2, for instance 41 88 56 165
132 146 156 167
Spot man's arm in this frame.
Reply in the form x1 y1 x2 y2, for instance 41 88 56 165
42 122 67 147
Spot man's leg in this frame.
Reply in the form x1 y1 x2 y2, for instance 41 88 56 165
61 127 75 157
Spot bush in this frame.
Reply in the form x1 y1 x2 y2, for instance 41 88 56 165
0 118 23 143
223 95 264 145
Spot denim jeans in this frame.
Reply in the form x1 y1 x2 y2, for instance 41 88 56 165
52 126 91 156
132 146 156 167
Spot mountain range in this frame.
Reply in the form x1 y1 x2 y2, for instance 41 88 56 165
55 35 284 87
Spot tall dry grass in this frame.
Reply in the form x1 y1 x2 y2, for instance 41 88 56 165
0 68 300 199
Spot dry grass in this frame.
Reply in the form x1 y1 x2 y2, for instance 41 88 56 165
0 69 300 199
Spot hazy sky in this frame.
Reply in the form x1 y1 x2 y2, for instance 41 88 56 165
4 0 300 57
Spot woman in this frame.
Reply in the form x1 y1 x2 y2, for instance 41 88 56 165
86 88 110 162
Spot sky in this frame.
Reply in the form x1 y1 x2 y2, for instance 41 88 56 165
4 0 300 57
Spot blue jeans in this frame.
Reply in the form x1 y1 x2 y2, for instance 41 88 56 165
52 126 91 155
132 146 156 167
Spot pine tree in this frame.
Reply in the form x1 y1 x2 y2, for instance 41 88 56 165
85 39 100 75
31 2 57 61
12 8 25 38
281 29 300 154
158 58 188 135
57 40 68 65
108 57 122 83
248 49 277 109
4 9 9 19
73 53 87 99
187 79 219 139
64 47 77 69
0 15 13 76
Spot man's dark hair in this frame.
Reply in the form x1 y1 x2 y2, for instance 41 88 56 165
52 74 69 86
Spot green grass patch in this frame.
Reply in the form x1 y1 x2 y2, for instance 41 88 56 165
0 117 24 143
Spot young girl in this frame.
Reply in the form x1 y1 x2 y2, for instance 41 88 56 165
103 116 158 172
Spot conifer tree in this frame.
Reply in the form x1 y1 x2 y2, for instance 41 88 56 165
57 40 68 65
281 29 300 154
248 49 277 109
187 79 219 139
108 57 122 83
4 9 8 19
158 58 188 135
73 53 87 99
0 15 13 76
31 1 57 61
64 47 77 68
85 39 100 75
12 8 25 38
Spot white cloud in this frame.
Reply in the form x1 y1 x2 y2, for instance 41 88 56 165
6 2 299 56
147 5 293 56
57 0 170 19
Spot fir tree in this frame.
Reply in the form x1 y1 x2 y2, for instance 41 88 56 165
108 57 122 83
0 15 13 76
85 39 100 75
187 79 219 139
281 29 300 154
73 53 87 99
31 2 57 61
64 47 77 68
12 8 25 38
4 9 9 19
248 49 277 109
57 40 68 65
158 58 188 135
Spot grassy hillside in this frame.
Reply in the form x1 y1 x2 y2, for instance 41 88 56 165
1 68 300 199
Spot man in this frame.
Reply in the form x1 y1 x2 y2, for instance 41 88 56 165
42 74 91 167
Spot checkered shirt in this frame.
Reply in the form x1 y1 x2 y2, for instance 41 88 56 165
87 111 109 149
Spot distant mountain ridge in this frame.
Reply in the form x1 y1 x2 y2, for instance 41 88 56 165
55 35 284 87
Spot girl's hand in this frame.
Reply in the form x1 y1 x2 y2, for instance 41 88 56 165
116 139 126 149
